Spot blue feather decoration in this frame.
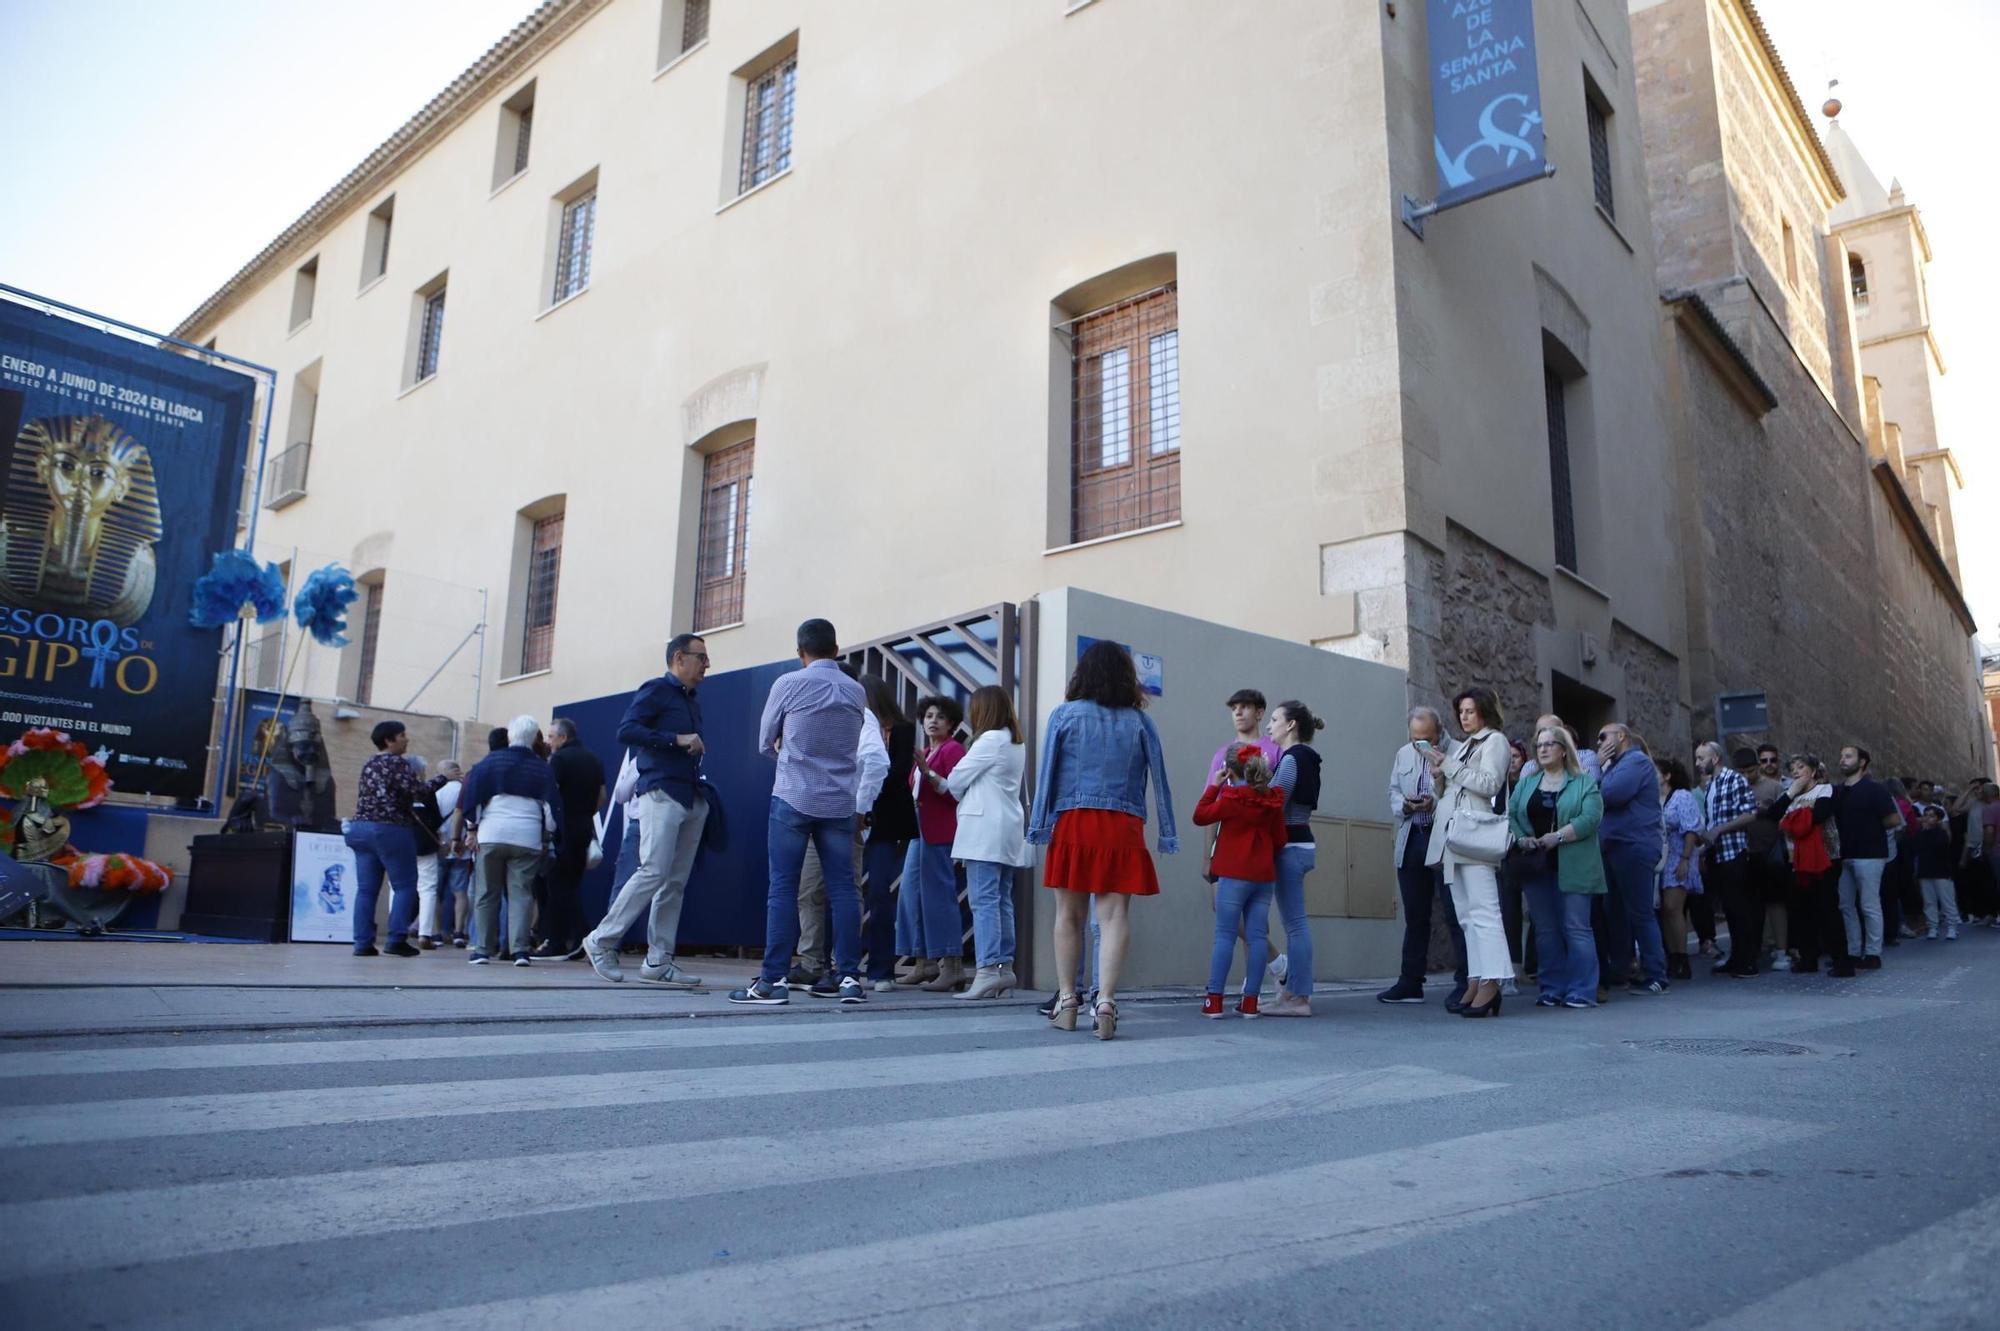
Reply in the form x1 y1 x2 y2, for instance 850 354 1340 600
293 565 360 647
189 549 288 628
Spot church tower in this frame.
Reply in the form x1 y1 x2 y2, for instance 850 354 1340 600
1825 105 1964 580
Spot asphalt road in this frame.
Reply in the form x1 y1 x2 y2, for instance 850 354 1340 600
4 935 2000 1330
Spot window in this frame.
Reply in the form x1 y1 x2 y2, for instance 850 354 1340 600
1544 363 1578 572
659 0 708 66
269 360 318 509
407 276 447 385
355 578 385 706
361 196 395 286
494 81 535 188
1584 78 1614 218
520 511 563 674
1068 283 1181 543
1850 253 1870 308
289 256 318 331
695 439 753 630
552 190 597 303
739 53 798 193
1781 218 1799 288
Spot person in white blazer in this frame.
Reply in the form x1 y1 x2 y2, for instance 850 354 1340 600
1423 686 1515 1017
946 685 1030 999
1380 706 1469 1006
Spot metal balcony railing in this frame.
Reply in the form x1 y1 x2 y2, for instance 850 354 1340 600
263 441 311 509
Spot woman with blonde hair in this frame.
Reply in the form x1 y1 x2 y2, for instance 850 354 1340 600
1509 725 1606 1006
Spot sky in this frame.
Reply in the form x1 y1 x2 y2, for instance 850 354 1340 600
1 0 1991 635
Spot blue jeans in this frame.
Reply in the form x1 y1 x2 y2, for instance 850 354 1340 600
896 840 961 959
1602 841 1667 984
1522 871 1599 1002
863 837 907 980
345 820 418 949
442 858 472 935
763 798 860 983
962 860 1016 968
1209 877 1274 996
1273 844 1315 997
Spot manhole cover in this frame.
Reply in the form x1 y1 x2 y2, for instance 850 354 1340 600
1625 1038 1817 1057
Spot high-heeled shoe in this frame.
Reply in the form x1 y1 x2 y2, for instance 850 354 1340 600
1092 999 1118 1041
1050 993 1080 1031
1460 981 1501 1018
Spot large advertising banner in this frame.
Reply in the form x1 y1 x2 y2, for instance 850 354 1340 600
0 299 258 800
1428 0 1548 209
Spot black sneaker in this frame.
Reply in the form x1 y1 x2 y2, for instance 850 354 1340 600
808 973 843 999
1829 963 1857 977
352 944 379 957
452 935 469 949
728 978 789 1005
1627 979 1670 995
1037 991 1060 1017
529 939 569 961
1861 955 1882 970
384 941 421 958
787 964 825 989
1376 979 1425 1004
1444 988 1468 1014
837 976 867 1005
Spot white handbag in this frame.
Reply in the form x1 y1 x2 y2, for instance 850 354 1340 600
1441 736 1509 866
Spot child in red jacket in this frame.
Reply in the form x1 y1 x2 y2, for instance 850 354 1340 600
1193 745 1288 1017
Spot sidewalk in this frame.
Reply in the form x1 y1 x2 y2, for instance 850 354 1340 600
0 939 1379 1038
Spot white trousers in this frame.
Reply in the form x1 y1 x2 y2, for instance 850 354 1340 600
1449 860 1513 981
415 853 440 938
1921 878 1961 930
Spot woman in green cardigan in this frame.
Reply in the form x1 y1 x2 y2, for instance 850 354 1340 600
1509 724 1607 1008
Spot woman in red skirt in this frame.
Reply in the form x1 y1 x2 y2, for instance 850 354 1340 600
1026 640 1180 1039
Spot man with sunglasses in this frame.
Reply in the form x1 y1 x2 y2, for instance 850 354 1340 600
583 633 713 987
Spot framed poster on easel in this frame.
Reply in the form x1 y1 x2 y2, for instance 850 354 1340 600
288 830 360 942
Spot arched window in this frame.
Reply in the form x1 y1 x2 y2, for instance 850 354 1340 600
1849 253 1870 307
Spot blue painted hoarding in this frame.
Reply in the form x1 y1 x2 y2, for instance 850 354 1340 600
1428 0 1548 209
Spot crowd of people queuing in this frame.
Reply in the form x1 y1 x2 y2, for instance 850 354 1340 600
337 616 1998 1037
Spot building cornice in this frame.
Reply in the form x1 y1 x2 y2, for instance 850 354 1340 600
1903 447 1965 490
1859 324 1947 375
1871 459 1977 635
1662 288 1778 416
1831 202 1933 261
172 0 606 343
1723 0 1845 207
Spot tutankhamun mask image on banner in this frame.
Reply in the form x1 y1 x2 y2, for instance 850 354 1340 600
0 414 164 626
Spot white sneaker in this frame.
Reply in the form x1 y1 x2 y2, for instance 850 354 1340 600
637 959 701 988
1947 927 1959 940
1768 953 1792 971
1500 977 1520 997
582 938 623 982
1268 953 1289 989
1925 928 1939 941
872 978 899 992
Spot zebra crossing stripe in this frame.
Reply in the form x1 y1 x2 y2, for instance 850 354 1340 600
0 1035 1225 1148
0 1064 1497 1281
0 1012 1048 1078
330 1108 1818 1331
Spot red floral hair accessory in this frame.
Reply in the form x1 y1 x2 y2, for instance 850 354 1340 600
1235 745 1261 766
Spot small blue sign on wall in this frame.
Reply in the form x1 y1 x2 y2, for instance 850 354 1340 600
1427 0 1547 209
1077 636 1164 697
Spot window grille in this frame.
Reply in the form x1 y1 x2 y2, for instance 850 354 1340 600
416 288 445 380
514 105 534 176
356 581 385 706
1069 283 1181 543
1849 253 1869 306
695 440 754 630
739 55 797 192
521 512 563 674
1544 365 1578 572
682 0 709 51
553 192 596 303
1586 95 1614 217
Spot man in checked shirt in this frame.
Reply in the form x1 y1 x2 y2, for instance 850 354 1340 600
730 618 871 1007
1698 742 1763 978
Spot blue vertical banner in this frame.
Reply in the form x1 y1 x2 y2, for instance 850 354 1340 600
1428 0 1548 208
0 300 257 800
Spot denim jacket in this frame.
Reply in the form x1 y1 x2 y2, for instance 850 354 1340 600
1026 701 1179 854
